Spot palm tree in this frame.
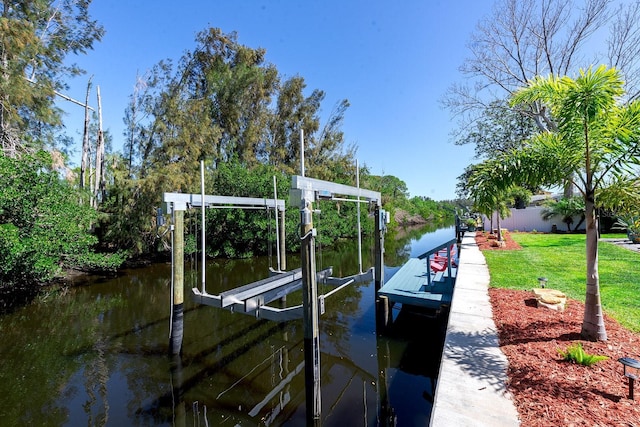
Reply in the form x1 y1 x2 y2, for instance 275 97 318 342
469 65 640 341
541 196 585 232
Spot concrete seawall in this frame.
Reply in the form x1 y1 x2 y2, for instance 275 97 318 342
429 233 520 426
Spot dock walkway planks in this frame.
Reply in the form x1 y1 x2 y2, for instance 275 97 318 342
378 257 455 310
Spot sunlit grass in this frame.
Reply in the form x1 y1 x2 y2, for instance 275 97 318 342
484 233 640 332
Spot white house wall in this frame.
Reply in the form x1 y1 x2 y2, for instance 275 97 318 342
481 206 583 233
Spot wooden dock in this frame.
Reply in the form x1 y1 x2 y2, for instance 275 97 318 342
378 238 457 311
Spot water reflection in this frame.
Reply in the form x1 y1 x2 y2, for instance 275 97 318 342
0 222 454 426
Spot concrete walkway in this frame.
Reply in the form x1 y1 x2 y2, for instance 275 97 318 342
600 237 640 253
430 233 520 426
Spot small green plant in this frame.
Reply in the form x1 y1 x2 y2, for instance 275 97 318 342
558 342 609 366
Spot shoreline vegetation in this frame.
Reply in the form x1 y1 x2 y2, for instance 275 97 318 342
479 231 640 425
1 16 462 316
0 207 454 313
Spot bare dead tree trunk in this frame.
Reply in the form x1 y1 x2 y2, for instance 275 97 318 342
89 142 94 207
94 85 105 208
80 76 93 189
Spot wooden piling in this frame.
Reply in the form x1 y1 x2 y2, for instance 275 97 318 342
170 206 185 355
374 204 391 331
300 197 321 423
374 204 384 291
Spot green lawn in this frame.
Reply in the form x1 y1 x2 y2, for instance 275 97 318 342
483 233 640 332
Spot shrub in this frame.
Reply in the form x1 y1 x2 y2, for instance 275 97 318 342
0 151 123 288
558 342 608 366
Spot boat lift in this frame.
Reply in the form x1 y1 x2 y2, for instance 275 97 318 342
163 172 385 423
162 175 383 323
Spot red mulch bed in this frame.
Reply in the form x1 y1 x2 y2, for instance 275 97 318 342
475 230 522 250
478 232 640 426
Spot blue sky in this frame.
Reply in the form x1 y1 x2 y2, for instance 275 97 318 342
59 1 491 201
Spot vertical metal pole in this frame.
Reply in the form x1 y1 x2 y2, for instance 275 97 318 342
300 128 305 177
374 204 384 292
374 203 391 331
273 176 281 271
170 204 185 355
300 195 321 423
447 244 452 280
201 160 206 294
279 207 286 271
356 160 363 274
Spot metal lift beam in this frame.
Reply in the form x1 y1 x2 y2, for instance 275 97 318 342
163 192 285 210
290 175 381 204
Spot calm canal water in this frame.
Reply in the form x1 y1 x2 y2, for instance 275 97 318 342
0 225 454 426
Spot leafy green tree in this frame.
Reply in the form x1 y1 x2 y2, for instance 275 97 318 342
454 99 539 159
0 0 104 156
123 26 277 186
364 174 409 206
469 65 640 341
462 166 530 240
0 151 123 289
265 76 321 171
108 27 361 256
188 28 279 167
204 161 291 258
408 196 454 222
264 76 355 181
304 99 357 182
455 100 540 198
509 186 532 209
109 29 275 254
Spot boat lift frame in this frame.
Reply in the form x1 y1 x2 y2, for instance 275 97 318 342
162 174 384 323
163 174 384 423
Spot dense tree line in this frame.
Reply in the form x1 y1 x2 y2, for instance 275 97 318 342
102 28 367 257
0 3 454 294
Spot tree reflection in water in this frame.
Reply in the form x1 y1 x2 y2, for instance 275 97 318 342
0 222 454 426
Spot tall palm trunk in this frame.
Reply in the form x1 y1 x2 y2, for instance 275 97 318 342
581 191 607 340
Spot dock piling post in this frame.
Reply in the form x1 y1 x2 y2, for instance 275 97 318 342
170 203 186 355
300 196 321 423
374 204 384 291
374 204 391 330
